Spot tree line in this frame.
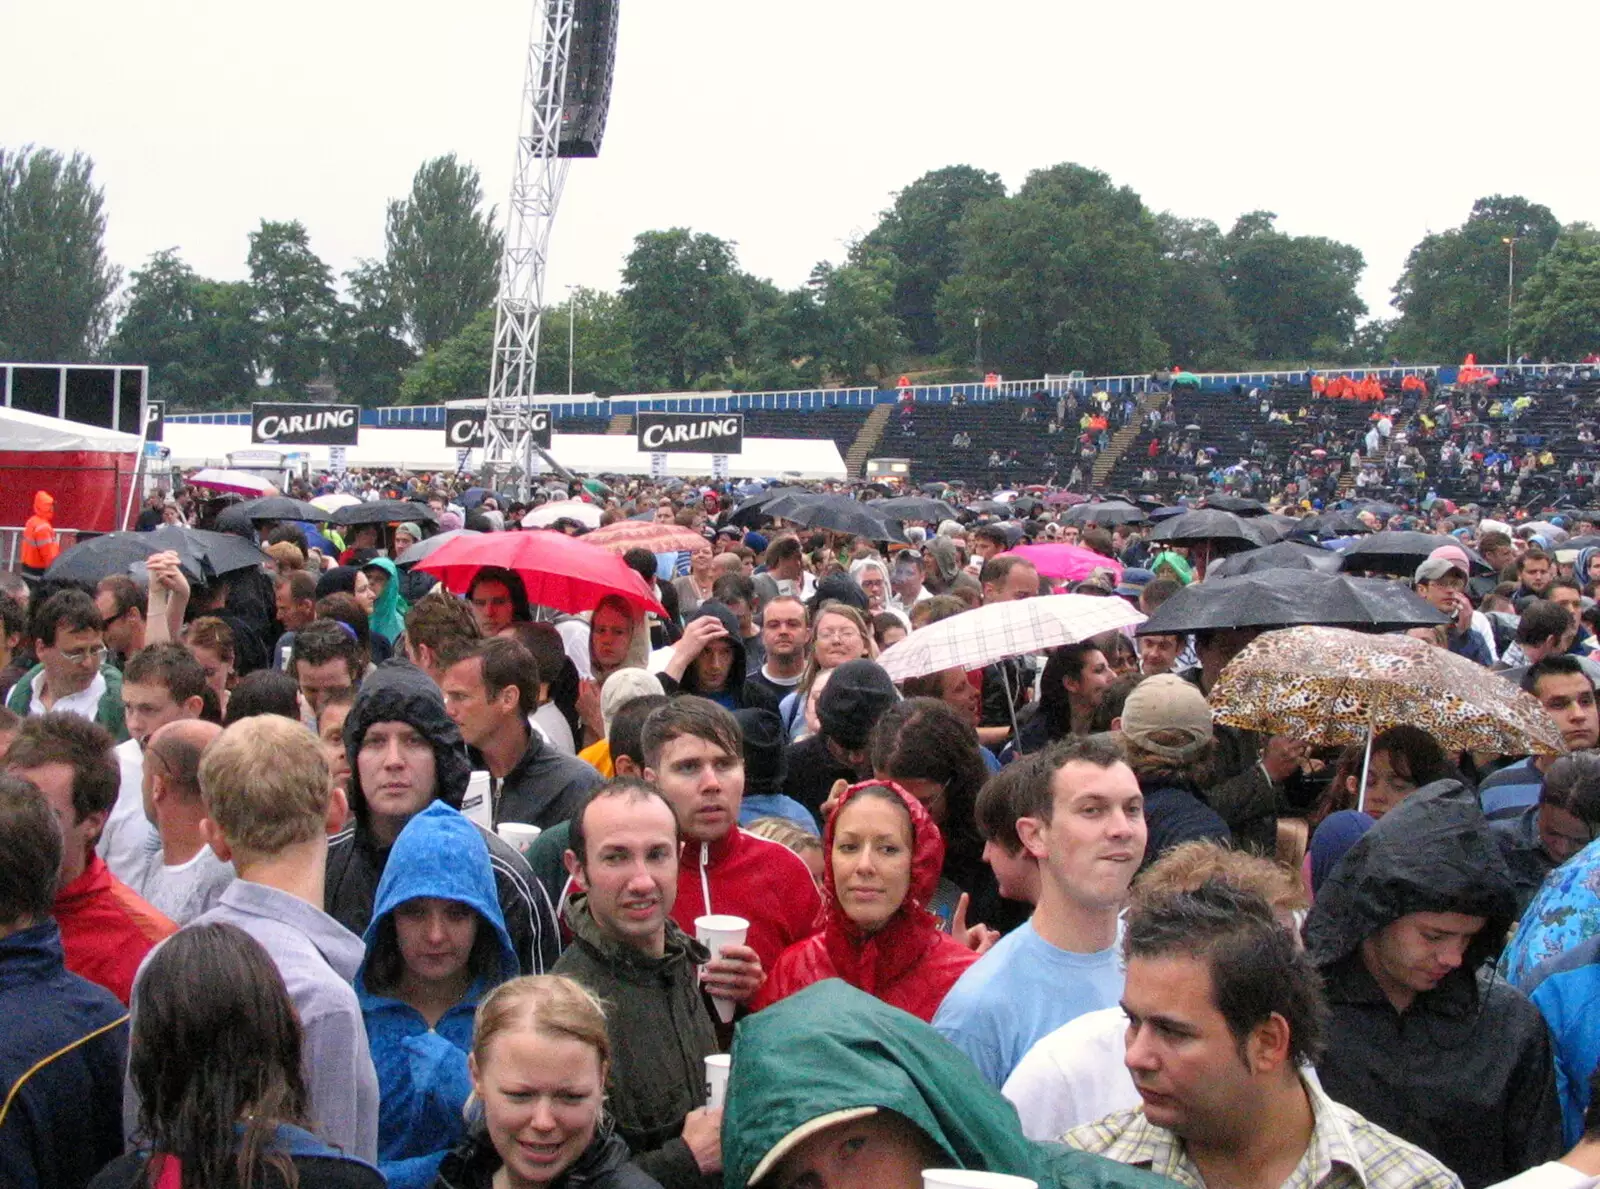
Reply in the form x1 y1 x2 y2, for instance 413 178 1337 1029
3 144 1597 411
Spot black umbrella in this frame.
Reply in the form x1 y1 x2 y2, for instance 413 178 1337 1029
779 495 909 543
1205 541 1345 578
1010 497 1043 517
1344 499 1402 520
44 526 269 585
397 528 482 567
328 500 439 528
1150 509 1271 551
728 486 814 527
1204 495 1269 516
1147 505 1190 522
964 501 1013 518
875 496 959 522
1289 511 1372 539
1062 500 1148 527
1135 570 1450 635
1339 532 1492 577
225 496 331 524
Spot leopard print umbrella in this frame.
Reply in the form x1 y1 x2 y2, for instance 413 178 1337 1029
1208 624 1566 756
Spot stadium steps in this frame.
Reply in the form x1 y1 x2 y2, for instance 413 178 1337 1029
1091 390 1167 488
607 414 633 435
845 404 893 476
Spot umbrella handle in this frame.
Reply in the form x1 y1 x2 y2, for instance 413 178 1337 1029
1004 671 1022 751
1356 724 1374 815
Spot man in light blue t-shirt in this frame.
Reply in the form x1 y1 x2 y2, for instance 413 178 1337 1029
934 735 1146 1088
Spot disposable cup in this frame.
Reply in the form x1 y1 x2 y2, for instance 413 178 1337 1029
704 1053 731 1109
497 822 542 857
923 1172 1036 1189
695 914 749 1024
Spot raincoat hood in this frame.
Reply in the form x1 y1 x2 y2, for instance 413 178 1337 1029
1578 546 1600 587
31 491 54 519
823 781 944 938
362 556 410 644
357 802 518 989
678 601 749 697
724 980 1168 1189
1305 779 1515 970
344 659 474 828
1148 551 1193 585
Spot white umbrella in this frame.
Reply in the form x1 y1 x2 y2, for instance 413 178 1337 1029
311 492 362 513
522 499 603 529
186 468 275 497
876 594 1145 682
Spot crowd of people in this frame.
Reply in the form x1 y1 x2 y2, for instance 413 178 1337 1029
10 453 1600 1189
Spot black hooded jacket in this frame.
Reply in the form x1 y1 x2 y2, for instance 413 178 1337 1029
325 659 560 972
1305 779 1562 1188
657 602 779 714
434 1118 661 1189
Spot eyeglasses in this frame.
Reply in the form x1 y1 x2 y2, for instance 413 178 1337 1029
59 644 108 665
816 627 863 643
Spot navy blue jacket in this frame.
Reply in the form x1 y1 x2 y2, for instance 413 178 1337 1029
0 921 128 1189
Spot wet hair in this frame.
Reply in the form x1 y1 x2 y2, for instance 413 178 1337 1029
441 637 540 719
187 616 235 665
5 712 118 823
1518 602 1573 650
471 975 611 1082
1035 643 1104 742
609 694 669 767
96 574 143 620
745 816 822 859
1014 735 1127 823
222 669 303 726
29 589 103 649
975 756 1045 857
641 696 742 772
314 592 371 651
290 618 368 682
1540 752 1600 824
404 587 482 658
1319 725 1454 821
0 773 63 925
1126 879 1327 1066
869 698 985 879
570 776 679 868
468 566 532 623
124 643 208 706
128 923 311 1189
1135 840 1307 913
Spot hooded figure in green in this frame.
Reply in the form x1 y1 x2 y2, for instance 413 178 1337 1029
361 556 410 645
723 979 1171 1189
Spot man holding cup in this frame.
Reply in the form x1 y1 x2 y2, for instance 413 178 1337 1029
557 776 725 1189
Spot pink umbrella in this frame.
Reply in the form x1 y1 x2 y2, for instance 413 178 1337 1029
186 468 275 497
1043 491 1088 507
1003 544 1124 584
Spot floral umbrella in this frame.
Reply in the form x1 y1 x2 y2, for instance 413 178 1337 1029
1208 625 1565 758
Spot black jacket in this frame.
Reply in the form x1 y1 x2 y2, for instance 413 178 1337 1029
1305 780 1562 1188
1137 781 1231 872
433 1121 661 1189
327 659 560 972
552 896 718 1189
657 602 780 715
487 726 604 831
781 734 863 820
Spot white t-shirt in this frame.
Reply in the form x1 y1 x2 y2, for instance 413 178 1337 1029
127 836 235 927
1486 1164 1600 1189
23 669 107 722
531 703 575 755
98 739 157 885
1003 1006 1138 1140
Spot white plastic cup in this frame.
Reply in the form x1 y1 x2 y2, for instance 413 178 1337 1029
923 1172 1036 1189
497 822 542 857
695 914 750 1024
704 1053 731 1109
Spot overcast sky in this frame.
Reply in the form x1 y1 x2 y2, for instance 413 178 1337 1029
6 0 1597 347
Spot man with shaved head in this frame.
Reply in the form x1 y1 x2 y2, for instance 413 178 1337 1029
127 718 233 924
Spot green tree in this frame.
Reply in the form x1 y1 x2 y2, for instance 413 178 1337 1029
620 229 750 390
1512 225 1600 360
806 251 906 384
859 165 1006 353
0 145 120 360
1151 215 1246 369
539 287 635 396
247 219 339 394
1389 195 1562 361
1221 212 1365 359
106 248 260 409
936 163 1164 375
397 306 496 405
385 154 502 351
330 260 416 407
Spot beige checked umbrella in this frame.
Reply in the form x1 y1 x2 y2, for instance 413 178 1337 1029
1209 625 1566 756
875 594 1145 682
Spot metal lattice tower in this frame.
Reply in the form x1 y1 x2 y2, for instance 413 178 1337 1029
481 0 575 495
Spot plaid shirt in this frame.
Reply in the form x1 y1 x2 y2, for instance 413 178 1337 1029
1063 1076 1462 1189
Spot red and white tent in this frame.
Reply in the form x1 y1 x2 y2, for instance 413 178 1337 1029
0 406 144 533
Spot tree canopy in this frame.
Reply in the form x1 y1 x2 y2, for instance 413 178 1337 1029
385 154 502 351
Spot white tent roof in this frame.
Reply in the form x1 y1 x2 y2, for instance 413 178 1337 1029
159 424 847 481
0 405 144 453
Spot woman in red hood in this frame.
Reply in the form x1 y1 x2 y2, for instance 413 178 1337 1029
751 780 978 1022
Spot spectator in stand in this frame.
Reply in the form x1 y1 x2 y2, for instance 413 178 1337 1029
5 712 174 1005
0 772 129 1189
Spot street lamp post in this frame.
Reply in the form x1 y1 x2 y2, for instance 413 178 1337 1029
974 308 984 374
1502 236 1518 367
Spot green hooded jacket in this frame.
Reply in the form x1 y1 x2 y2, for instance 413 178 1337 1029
362 556 409 645
5 661 127 743
723 980 1173 1189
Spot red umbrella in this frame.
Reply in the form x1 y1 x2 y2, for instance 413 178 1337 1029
417 530 666 617
579 520 707 555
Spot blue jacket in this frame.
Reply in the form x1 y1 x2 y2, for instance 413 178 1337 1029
0 921 128 1189
1529 936 1600 1146
356 803 519 1189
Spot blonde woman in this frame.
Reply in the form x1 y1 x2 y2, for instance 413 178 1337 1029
436 975 661 1189
779 602 876 741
